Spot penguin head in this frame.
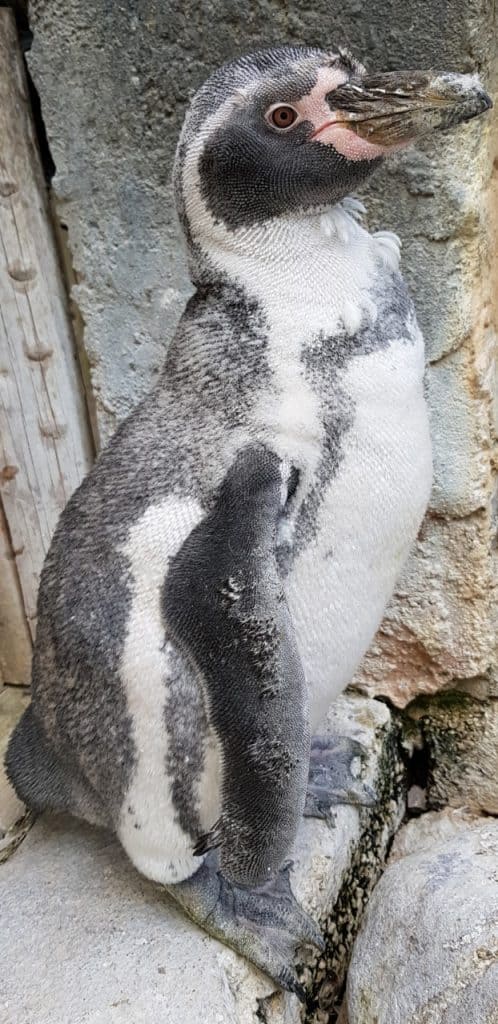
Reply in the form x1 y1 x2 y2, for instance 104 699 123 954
175 46 491 254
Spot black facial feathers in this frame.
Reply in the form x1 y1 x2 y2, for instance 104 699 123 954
175 45 380 234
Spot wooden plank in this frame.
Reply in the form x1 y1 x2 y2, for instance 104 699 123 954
0 8 93 637
0 684 32 848
0 499 31 683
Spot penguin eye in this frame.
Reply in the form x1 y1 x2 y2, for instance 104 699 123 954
267 104 299 130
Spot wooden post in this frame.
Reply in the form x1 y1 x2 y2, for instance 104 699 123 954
0 8 93 661
0 502 31 684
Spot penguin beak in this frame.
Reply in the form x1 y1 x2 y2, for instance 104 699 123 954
326 71 492 150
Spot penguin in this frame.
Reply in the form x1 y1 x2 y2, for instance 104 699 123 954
6 46 491 997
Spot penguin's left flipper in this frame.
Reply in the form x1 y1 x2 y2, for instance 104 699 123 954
164 444 310 886
164 854 324 1000
304 734 377 823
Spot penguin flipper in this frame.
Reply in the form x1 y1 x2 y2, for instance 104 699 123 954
163 444 310 887
164 852 323 999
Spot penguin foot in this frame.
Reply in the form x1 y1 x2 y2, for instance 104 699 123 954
304 733 377 822
163 854 324 999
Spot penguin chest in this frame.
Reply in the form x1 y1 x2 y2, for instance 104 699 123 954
284 336 433 728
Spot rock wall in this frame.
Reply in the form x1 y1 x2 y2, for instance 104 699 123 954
27 0 498 708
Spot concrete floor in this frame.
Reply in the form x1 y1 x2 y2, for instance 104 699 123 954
2 813 285 1024
0 689 280 1023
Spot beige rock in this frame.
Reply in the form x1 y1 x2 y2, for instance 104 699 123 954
352 507 498 707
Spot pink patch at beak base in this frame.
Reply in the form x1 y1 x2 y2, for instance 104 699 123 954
311 120 389 161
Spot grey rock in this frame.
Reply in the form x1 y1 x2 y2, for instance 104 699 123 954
0 695 403 1024
388 806 486 862
347 812 498 1024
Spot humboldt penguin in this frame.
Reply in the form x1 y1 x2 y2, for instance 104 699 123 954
6 45 491 996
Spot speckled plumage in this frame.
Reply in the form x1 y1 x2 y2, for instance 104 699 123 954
7 42 432 877
6 43 490 992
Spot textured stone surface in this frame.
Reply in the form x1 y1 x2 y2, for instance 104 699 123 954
26 0 498 702
388 805 485 862
0 695 403 1024
2 815 284 1024
346 812 498 1024
405 691 498 816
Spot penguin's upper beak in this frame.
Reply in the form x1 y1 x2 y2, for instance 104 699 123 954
325 71 492 150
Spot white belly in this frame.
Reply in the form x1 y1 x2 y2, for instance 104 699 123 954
285 340 432 730
117 496 207 884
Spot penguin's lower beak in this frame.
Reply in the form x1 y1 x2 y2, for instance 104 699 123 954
327 71 492 150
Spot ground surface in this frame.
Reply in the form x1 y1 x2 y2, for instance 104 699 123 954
2 814 276 1024
0 695 399 1024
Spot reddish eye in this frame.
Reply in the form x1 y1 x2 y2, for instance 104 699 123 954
269 105 299 130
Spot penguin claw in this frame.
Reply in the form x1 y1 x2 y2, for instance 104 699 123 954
304 731 378 819
299 913 326 952
278 968 307 1003
193 819 223 856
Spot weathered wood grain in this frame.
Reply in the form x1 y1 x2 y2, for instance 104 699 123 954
0 683 30 839
0 501 31 683
0 8 93 645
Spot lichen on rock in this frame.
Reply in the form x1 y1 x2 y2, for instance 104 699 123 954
404 690 498 815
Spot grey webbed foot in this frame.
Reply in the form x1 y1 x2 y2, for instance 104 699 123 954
164 854 324 999
304 733 377 822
